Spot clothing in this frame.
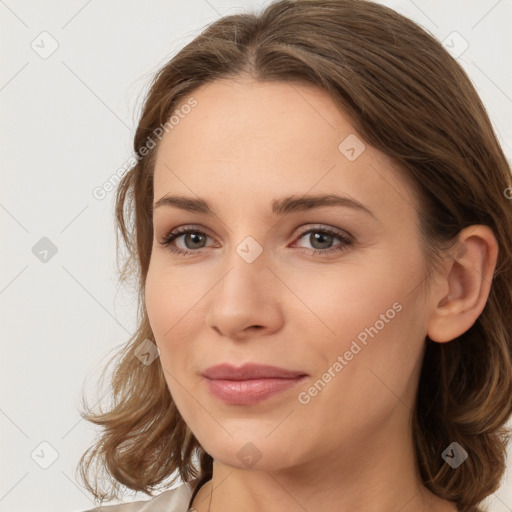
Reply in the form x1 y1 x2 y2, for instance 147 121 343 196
83 479 486 512
83 478 202 512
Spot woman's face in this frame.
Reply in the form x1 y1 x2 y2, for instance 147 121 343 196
145 77 435 471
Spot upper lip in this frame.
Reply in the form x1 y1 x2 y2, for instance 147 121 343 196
202 363 308 380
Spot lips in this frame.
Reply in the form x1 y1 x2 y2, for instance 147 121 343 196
202 363 307 380
201 363 308 405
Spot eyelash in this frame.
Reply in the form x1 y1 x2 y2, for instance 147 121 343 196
158 225 353 257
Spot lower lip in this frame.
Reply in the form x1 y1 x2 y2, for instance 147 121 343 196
203 376 307 405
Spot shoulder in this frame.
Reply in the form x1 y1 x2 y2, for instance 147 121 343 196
82 480 196 512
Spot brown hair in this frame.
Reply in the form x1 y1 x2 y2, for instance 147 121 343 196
77 1 512 510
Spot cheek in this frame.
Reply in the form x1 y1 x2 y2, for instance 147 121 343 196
280 259 402 345
145 258 218 405
145 258 205 339
288 250 427 400
144 268 197 414
145 264 170 342
293 298 425 450
295 239 426 342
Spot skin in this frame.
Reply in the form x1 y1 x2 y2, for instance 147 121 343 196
145 76 498 512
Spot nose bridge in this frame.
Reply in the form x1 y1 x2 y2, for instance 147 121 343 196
205 231 283 336
220 212 270 278
218 233 269 301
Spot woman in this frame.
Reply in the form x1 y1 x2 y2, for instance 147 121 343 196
78 1 512 511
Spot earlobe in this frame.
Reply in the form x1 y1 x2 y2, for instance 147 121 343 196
426 225 499 343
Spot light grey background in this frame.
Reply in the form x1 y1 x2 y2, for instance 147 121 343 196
1 1 511 511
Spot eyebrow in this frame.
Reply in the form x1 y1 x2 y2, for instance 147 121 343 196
152 193 377 219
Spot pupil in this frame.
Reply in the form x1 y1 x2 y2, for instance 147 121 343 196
311 232 332 249
187 233 204 249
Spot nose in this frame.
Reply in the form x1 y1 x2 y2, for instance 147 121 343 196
204 247 285 340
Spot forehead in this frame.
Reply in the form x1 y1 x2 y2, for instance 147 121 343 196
152 77 415 220
156 77 352 166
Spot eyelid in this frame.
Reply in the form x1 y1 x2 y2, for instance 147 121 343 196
293 223 353 241
158 224 351 244
158 223 354 257
158 224 215 246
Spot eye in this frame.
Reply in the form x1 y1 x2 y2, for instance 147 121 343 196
158 226 215 256
291 225 353 256
158 225 353 257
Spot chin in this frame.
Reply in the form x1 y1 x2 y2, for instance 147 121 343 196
194 428 300 471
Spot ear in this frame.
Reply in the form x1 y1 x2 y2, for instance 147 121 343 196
427 225 499 343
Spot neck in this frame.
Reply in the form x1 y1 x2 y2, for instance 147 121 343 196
190 413 458 512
